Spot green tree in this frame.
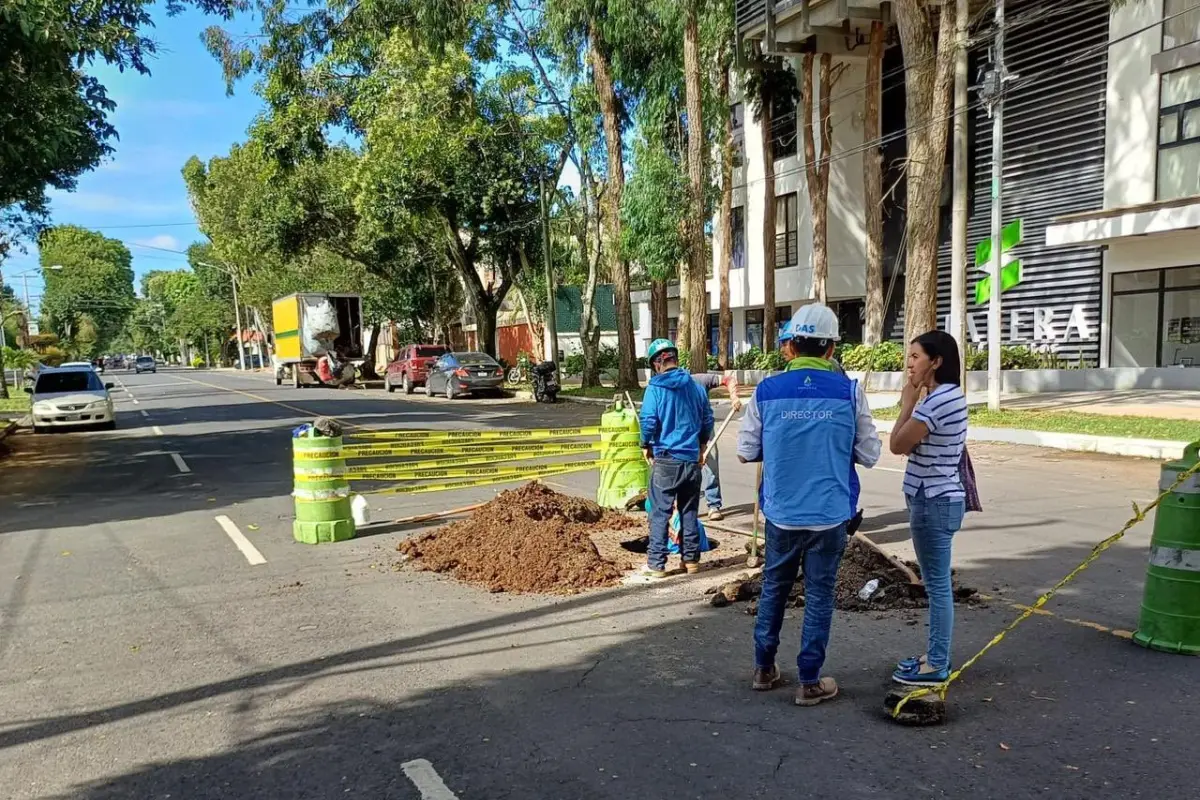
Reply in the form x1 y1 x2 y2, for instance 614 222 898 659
0 1 239 254
38 225 135 356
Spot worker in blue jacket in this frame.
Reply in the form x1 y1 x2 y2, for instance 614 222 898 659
737 304 880 706
639 338 714 578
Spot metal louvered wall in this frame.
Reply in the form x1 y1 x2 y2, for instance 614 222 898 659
936 0 1109 364
736 0 767 33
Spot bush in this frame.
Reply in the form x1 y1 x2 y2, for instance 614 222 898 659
754 348 788 371
733 346 762 370
40 346 66 367
191 356 206 369
678 349 720 371
838 342 904 372
562 353 585 377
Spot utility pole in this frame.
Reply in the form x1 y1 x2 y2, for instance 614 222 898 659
987 0 1006 411
951 0 970 388
230 272 246 371
540 174 559 364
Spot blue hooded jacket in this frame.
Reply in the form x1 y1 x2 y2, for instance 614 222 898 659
639 367 714 462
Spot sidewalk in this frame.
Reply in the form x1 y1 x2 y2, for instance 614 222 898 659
865 388 1200 420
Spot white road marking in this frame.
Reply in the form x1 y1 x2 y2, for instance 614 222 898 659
114 377 139 404
170 452 191 474
139 410 150 418
214 515 266 565
152 425 164 436
401 760 460 800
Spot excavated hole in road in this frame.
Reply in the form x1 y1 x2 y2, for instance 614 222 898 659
705 537 980 613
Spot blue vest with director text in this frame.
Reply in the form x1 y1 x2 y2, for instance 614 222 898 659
757 369 857 529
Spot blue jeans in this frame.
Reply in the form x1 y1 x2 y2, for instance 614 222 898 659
648 458 702 570
753 520 847 684
701 444 722 509
907 489 966 670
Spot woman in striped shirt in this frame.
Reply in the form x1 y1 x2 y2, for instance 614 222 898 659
888 331 968 685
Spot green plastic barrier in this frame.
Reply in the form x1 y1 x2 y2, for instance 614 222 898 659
293 431 356 544
1134 441 1200 655
596 402 648 509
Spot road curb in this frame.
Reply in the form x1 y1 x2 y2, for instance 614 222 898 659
873 418 1187 460
0 419 17 446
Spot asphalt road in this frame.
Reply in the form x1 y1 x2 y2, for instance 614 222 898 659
0 368 1191 799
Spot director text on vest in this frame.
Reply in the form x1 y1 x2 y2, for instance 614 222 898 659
780 409 835 420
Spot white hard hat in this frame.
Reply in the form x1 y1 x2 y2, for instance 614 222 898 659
788 303 840 342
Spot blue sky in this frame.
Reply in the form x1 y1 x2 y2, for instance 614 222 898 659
4 3 264 309
4 2 583 315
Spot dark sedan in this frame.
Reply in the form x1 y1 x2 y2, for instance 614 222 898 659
425 352 505 399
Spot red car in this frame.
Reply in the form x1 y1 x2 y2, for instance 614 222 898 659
385 344 450 394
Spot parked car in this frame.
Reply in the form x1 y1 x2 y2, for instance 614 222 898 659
27 366 116 432
385 344 449 394
425 352 505 399
135 355 157 374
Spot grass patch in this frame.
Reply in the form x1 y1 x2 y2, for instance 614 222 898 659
873 404 1198 442
0 394 31 414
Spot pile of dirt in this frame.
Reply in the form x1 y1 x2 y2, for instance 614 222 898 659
706 537 978 613
397 482 641 594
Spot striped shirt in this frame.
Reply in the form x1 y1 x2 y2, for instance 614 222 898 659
903 384 968 499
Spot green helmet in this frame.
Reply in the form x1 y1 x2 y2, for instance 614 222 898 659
647 338 678 363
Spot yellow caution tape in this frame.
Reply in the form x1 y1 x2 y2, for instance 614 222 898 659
348 426 634 442
343 450 644 479
348 458 605 483
374 461 599 496
892 458 1200 718
342 440 609 459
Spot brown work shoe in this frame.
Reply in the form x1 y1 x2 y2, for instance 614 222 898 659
752 665 782 692
683 561 701 575
795 676 839 707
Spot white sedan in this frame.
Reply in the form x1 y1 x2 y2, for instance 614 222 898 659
27 366 116 432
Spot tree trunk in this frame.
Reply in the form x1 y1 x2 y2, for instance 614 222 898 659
718 67 734 370
580 237 602 388
683 6 708 372
894 1 956 341
473 298 500 360
589 23 639 389
802 53 834 304
650 278 669 339
759 81 778 352
863 21 886 345
0 343 9 400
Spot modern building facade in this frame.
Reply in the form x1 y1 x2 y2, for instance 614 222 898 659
686 0 1197 373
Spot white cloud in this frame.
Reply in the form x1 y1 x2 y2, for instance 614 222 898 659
132 234 184 252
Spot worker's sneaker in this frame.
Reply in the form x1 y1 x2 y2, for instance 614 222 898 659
752 665 782 691
683 561 701 575
891 663 950 686
795 677 839 706
707 508 725 521
641 565 669 579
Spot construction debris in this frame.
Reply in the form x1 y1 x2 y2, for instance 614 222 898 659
705 538 979 612
397 482 641 594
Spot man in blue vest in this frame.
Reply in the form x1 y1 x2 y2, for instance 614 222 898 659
737 304 881 706
639 338 714 578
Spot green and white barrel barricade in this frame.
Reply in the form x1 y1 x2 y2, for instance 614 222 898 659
596 401 648 510
1134 440 1200 655
292 426 356 544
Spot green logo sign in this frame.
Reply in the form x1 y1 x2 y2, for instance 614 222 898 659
975 218 1024 305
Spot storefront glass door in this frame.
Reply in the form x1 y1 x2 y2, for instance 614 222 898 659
1110 266 1200 367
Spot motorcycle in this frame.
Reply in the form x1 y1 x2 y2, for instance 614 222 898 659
531 360 560 403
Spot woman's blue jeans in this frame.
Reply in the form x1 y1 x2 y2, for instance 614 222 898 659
907 489 966 671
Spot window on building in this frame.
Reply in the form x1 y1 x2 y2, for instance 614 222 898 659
1110 267 1200 367
769 93 798 159
775 305 793 342
1157 64 1200 200
746 309 765 351
731 206 746 270
731 103 745 167
775 192 799 269
1164 0 1200 50
668 316 678 343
